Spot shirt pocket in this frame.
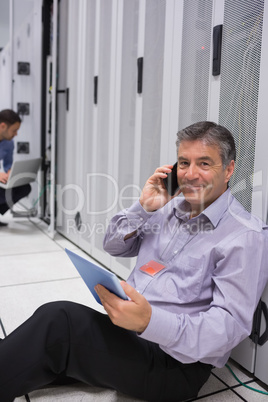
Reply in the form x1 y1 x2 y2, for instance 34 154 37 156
165 255 205 303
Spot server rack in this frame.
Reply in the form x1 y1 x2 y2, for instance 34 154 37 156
0 0 43 211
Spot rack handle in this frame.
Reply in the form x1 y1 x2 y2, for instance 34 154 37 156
258 301 268 346
57 87 69 111
212 25 223 76
94 76 98 105
137 57 143 94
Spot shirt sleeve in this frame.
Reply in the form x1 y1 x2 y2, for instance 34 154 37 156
103 200 155 258
139 229 268 367
2 140 14 172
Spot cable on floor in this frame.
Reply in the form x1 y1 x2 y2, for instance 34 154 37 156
225 363 268 395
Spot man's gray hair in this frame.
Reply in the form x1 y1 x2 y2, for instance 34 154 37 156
176 121 236 168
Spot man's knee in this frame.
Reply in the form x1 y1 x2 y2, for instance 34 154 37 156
19 183 31 198
25 183 31 196
34 301 77 322
33 301 90 329
28 301 79 350
4 184 32 208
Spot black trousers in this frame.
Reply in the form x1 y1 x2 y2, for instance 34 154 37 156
0 301 212 402
0 184 31 215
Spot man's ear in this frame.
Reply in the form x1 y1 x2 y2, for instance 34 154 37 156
0 122 7 131
225 160 235 183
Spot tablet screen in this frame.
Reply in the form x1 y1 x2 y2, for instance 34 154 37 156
65 248 128 305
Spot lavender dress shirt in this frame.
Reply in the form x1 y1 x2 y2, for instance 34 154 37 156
103 189 268 367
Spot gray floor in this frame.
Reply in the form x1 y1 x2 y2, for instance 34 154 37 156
1 213 268 401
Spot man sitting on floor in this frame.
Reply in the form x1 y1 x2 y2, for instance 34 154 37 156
0 122 267 402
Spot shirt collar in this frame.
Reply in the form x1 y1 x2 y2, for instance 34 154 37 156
202 188 232 227
173 188 232 228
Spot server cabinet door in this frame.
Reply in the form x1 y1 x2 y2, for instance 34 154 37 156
231 337 256 374
108 0 141 278
56 0 68 236
137 0 167 188
221 0 266 375
109 0 171 279
85 0 119 266
218 0 265 213
250 0 268 386
56 0 83 245
178 0 213 130
11 0 42 209
78 0 98 256
0 46 12 110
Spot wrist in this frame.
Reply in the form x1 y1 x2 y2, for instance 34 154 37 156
137 305 152 334
139 198 156 213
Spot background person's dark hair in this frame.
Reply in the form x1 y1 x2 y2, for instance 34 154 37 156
176 121 236 169
0 109 21 126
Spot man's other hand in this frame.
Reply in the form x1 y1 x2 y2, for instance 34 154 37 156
0 172 9 183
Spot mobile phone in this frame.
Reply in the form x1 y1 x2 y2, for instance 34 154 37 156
163 162 179 195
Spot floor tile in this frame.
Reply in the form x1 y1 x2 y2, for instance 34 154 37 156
235 381 268 401
198 371 228 396
0 220 61 256
0 278 106 335
0 249 79 286
15 383 144 401
195 390 245 401
213 361 253 387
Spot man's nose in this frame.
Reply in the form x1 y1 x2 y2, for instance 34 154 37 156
185 163 199 180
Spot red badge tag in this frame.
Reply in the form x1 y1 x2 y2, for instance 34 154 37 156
139 260 166 277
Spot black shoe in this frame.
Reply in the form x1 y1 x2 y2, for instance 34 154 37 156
0 221 8 227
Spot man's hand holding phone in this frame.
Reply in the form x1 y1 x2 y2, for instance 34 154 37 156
140 164 180 212
163 162 180 195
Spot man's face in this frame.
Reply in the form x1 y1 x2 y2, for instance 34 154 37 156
0 121 20 141
177 140 234 216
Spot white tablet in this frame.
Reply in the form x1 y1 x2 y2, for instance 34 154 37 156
65 248 128 305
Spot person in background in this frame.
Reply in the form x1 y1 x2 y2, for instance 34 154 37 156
0 109 31 226
0 122 267 402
